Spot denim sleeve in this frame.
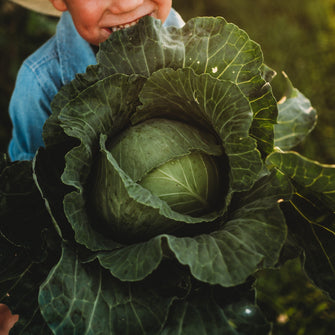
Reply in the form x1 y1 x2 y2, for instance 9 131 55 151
8 63 52 161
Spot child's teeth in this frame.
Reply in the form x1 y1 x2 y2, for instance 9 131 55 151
111 19 140 32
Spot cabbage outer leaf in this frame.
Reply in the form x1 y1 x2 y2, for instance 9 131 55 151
267 151 335 299
274 73 317 150
267 151 335 209
39 246 271 335
39 245 176 335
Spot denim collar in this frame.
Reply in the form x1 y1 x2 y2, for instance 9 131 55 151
55 9 185 85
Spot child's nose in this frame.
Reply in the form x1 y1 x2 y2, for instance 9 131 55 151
107 0 145 14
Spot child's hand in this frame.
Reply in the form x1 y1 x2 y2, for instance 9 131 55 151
0 304 18 335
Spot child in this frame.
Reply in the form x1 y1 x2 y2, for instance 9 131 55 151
8 0 184 161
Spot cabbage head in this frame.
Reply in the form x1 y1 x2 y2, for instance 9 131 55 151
29 17 293 334
91 118 228 241
4 15 331 335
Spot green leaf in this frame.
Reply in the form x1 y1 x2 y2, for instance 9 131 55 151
281 196 335 300
97 236 164 281
161 296 237 335
274 72 317 150
266 151 335 210
177 17 277 155
39 245 176 335
165 170 290 286
267 151 335 299
180 17 277 155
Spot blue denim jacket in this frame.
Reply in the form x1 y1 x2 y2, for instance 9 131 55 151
8 9 184 161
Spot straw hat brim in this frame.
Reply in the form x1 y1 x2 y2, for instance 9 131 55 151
10 0 61 17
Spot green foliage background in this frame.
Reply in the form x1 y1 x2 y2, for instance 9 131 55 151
1 0 335 333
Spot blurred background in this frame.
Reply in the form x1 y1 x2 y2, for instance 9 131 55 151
1 0 335 333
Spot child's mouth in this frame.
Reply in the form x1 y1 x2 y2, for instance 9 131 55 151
108 18 141 33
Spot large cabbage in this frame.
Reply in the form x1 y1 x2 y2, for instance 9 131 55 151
1 16 335 334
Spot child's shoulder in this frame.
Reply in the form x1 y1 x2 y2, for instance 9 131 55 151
23 35 59 74
15 35 62 102
20 12 96 90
